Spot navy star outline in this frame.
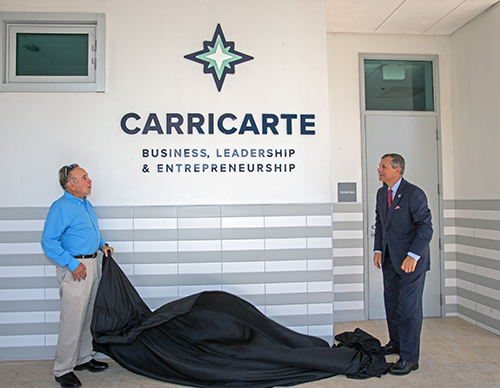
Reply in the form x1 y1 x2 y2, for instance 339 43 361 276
184 23 254 92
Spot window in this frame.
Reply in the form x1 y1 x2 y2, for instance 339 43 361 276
0 12 105 92
364 59 434 111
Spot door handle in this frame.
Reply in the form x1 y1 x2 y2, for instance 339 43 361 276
370 224 376 238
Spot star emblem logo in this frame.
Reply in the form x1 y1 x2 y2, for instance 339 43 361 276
184 24 254 92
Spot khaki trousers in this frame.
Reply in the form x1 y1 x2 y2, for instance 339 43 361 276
54 258 100 377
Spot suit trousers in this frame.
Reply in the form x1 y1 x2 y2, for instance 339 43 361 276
54 258 100 377
382 252 426 362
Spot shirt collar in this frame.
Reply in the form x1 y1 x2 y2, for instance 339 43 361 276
63 190 86 204
389 177 403 195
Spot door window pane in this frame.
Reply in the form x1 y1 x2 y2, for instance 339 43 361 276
364 59 434 111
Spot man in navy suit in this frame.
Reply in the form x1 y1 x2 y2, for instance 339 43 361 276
373 153 433 375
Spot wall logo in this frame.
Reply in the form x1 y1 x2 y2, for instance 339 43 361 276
184 24 254 92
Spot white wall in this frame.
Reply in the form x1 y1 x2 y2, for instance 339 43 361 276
451 3 500 200
326 32 455 201
0 0 331 207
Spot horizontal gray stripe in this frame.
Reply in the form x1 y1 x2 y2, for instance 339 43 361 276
134 275 179 286
101 230 134 241
265 294 308 304
334 292 364 301
334 310 364 321
178 229 221 240
333 274 363 283
178 206 221 218
469 200 500 211
221 206 265 217
271 316 313 327
305 248 333 259
455 235 474 246
332 221 363 230
0 254 47 266
332 239 363 249
178 252 222 262
264 205 307 216
1 322 48 335
445 304 458 314
265 227 310 238
221 251 266 261
457 305 476 318
456 270 475 283
265 250 309 260
457 287 475 301
222 228 266 239
0 300 47 312
265 272 309 282
307 272 333 282
445 286 457 295
133 206 177 218
443 235 456 243
473 219 500 230
443 200 455 210
475 256 500 272
456 252 477 265
0 207 47 220
443 218 455 227
133 252 177 263
308 314 334 325
455 218 475 228
476 293 500 311
0 231 42 244
307 293 334 303
306 227 333 237
334 257 363 266
0 278 45 289
475 274 500 292
475 237 500 251
453 200 480 210
305 204 333 215
222 273 266 283
95 206 133 218
476 311 500 332
1 347 50 360
332 203 362 212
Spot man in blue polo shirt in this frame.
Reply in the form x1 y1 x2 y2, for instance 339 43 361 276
41 164 114 388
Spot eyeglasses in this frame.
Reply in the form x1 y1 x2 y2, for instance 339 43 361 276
64 164 78 177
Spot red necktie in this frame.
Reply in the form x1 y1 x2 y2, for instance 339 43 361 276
388 188 393 209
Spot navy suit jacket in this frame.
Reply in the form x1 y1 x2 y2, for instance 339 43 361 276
374 178 433 276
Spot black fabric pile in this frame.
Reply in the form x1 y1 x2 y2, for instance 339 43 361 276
91 255 391 387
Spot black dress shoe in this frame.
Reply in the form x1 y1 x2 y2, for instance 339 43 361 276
55 372 82 388
382 343 400 355
389 358 419 375
74 359 109 372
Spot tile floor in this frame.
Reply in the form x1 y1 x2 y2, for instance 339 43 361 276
1 317 500 388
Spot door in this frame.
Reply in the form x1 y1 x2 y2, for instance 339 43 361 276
365 114 441 319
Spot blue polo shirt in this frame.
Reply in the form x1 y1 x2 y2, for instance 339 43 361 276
41 191 107 272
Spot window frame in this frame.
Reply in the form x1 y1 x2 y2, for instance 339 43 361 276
0 12 105 92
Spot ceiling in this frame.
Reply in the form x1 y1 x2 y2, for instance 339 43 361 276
326 0 500 35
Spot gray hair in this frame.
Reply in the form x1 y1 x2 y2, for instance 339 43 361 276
382 153 405 175
58 164 79 190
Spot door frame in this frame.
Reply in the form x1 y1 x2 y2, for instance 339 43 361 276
359 53 446 319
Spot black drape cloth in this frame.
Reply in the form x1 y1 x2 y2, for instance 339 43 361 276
91 255 391 387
